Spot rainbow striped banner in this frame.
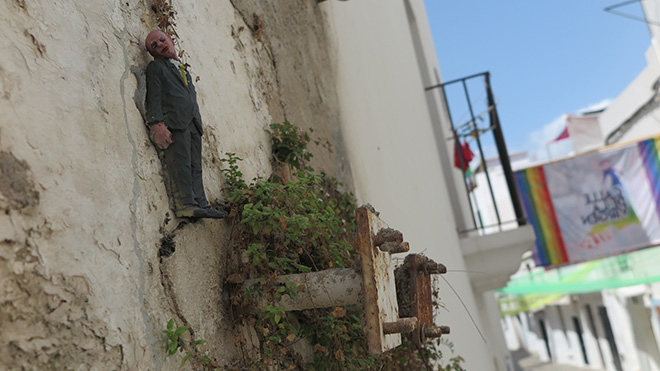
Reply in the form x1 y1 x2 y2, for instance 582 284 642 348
516 135 660 267
515 167 569 266
639 137 660 221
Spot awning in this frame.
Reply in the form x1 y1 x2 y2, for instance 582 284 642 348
498 245 660 315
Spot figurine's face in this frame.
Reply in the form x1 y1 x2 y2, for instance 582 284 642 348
145 30 177 60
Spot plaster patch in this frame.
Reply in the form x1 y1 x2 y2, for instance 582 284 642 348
0 152 39 211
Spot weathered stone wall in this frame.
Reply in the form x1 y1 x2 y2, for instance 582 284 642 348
0 0 350 369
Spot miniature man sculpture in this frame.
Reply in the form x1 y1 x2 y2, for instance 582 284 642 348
144 30 226 219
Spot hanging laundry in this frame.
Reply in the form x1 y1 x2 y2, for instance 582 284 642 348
453 136 475 172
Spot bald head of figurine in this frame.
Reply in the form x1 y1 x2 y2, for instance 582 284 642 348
145 30 178 60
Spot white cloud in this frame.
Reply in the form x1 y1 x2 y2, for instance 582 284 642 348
527 114 570 162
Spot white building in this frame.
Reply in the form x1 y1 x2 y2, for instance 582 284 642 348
599 1 660 145
0 0 533 369
501 249 660 371
324 1 534 369
501 2 660 369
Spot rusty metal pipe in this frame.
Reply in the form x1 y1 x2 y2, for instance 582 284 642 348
379 241 410 254
373 228 403 246
383 317 418 334
424 326 451 338
422 262 447 274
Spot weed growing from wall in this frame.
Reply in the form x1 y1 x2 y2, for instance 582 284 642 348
149 1 195 76
219 122 463 370
162 319 215 368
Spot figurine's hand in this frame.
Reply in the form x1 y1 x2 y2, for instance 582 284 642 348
150 122 173 149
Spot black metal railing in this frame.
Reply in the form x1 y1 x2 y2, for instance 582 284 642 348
426 72 526 234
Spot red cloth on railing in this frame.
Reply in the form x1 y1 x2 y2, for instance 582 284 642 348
453 137 475 172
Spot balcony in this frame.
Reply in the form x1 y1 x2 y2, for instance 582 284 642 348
427 72 536 292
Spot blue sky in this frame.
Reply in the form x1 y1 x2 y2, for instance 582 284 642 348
424 0 653 162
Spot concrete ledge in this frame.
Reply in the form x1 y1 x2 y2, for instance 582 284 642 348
460 226 535 293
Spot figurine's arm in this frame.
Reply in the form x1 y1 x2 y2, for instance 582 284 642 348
145 62 164 126
190 77 203 127
145 62 173 149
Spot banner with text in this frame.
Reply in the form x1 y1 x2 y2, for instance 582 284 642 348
515 136 660 267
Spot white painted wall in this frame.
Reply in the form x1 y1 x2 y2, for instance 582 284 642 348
627 295 660 371
599 46 660 144
651 283 660 363
567 114 604 154
604 288 643 370
642 0 660 63
475 290 515 371
504 287 660 371
534 310 553 362
543 306 567 364
470 154 532 235
597 0 660 145
502 315 521 350
583 297 620 371
560 304 586 367
527 311 550 362
322 0 494 369
504 297 593 368
576 296 608 370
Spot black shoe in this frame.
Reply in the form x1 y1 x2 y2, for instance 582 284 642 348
175 206 208 219
176 206 227 219
202 208 227 219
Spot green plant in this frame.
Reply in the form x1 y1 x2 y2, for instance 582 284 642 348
223 122 463 370
163 319 213 368
227 169 356 276
163 319 189 356
301 307 378 370
223 124 361 369
258 305 296 344
436 338 466 371
220 152 248 204
269 122 313 170
441 355 466 371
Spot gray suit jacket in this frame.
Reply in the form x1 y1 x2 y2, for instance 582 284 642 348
145 58 203 135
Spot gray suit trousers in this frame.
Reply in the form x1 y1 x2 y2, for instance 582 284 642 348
160 124 208 211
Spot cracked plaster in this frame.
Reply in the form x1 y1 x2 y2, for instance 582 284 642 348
0 0 351 369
